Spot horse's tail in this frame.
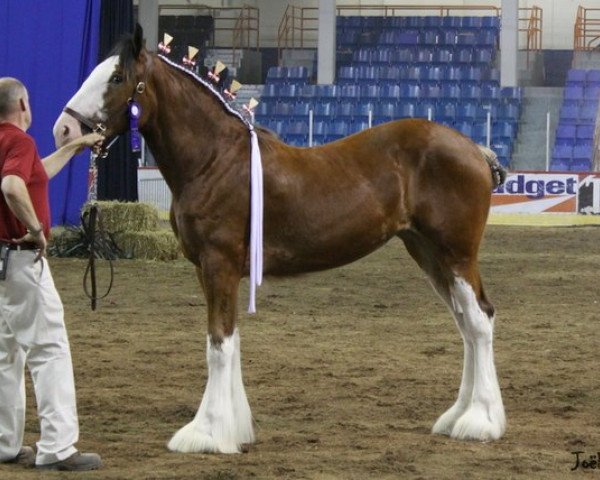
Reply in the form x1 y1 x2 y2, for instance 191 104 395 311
478 145 507 188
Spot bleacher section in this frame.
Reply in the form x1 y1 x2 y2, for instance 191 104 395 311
256 15 522 167
551 69 599 171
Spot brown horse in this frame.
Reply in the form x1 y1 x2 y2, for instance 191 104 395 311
53 25 506 454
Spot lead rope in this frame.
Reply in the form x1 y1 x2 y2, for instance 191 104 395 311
82 152 114 310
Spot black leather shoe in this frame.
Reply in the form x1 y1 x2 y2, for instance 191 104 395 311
36 452 102 471
1 446 35 467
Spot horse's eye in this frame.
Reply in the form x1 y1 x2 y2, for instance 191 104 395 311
110 73 123 84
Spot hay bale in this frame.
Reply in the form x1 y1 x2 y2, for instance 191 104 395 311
48 226 86 256
83 201 160 233
114 230 180 261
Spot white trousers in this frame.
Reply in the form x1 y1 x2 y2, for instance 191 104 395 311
0 250 78 465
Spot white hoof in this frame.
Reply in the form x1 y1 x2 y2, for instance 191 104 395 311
432 402 468 436
450 403 506 442
167 421 240 454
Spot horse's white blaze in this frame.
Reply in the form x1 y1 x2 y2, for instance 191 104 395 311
167 329 254 454
52 56 119 147
433 277 506 442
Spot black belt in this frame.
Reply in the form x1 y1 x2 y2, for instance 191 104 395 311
7 243 38 250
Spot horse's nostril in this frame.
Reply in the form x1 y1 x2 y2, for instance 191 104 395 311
63 125 70 137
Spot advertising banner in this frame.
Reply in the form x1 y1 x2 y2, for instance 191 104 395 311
491 172 600 214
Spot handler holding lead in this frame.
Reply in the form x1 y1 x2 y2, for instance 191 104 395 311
0 77 104 471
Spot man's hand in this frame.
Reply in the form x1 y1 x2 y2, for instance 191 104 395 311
12 228 47 262
67 132 105 155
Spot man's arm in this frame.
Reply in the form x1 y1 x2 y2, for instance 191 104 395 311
1 174 47 259
42 132 104 179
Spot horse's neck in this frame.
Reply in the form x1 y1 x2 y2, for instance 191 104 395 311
141 63 247 196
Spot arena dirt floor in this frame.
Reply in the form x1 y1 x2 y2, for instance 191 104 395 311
2 224 600 479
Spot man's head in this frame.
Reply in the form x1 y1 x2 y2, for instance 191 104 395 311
0 78 32 130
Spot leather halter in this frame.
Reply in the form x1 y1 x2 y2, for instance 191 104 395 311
62 80 147 158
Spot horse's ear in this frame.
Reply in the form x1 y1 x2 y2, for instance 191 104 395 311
133 23 144 58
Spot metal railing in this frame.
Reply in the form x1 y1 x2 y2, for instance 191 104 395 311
232 5 260 64
159 4 259 50
277 3 542 63
574 6 600 51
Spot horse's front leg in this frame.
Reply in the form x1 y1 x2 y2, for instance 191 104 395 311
167 258 254 454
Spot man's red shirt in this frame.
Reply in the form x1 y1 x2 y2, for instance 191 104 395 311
0 123 50 241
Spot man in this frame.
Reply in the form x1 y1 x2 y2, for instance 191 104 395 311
0 77 104 471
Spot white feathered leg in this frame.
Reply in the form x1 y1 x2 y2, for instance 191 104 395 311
168 329 254 453
434 277 505 442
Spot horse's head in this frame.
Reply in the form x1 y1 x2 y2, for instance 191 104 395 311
53 24 150 148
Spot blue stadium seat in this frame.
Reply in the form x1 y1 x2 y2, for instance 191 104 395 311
361 84 381 98
421 84 441 99
424 16 442 28
584 86 600 99
415 48 433 63
444 66 462 81
461 85 481 100
559 105 579 123
278 84 299 99
432 47 453 64
420 30 440 45
454 121 473 137
455 32 477 46
353 48 373 64
471 122 488 143
423 66 445 82
271 102 294 117
397 31 420 44
394 47 415 63
500 87 522 101
400 83 420 99
397 102 416 118
335 101 355 118
493 121 516 140
340 84 361 99
292 103 311 117
350 119 370 133
555 124 577 145
550 159 570 171
473 47 494 64
587 70 600 83
497 103 519 122
354 102 376 120
476 104 497 120
576 124 595 140
579 104 598 123
481 16 500 29
564 86 584 101
319 84 339 99
338 66 356 82
326 121 350 142
566 69 587 84
440 83 461 98
415 101 436 119
455 47 473 63
261 84 280 98
356 65 378 82
299 84 319 99
441 16 462 28
552 144 573 160
381 84 401 100
477 30 497 46
436 101 457 121
406 66 423 80
374 102 398 121
456 102 478 120
462 16 483 28
379 66 401 83
461 66 482 82
570 159 592 171
439 30 457 45
481 83 501 101
313 102 335 119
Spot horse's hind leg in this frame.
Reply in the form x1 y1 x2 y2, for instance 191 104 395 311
400 230 505 442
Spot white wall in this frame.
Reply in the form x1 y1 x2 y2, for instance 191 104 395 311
141 0 586 50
